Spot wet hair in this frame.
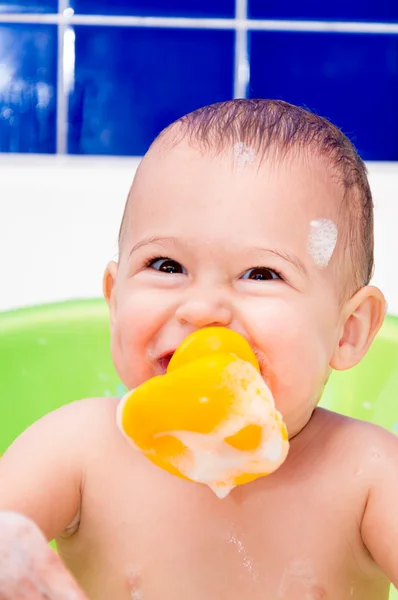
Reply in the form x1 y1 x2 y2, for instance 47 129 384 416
121 99 374 294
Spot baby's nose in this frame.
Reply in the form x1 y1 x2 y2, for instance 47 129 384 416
175 290 233 328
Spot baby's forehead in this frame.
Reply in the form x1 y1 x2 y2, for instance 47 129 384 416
128 144 343 251
149 134 340 184
129 140 344 236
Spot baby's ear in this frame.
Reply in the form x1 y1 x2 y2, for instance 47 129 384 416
330 286 386 371
103 261 118 329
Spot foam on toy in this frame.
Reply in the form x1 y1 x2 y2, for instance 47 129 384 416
117 327 289 498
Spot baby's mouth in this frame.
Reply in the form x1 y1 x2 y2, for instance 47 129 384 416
253 350 273 388
158 352 174 375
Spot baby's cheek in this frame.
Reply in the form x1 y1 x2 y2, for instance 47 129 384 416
274 332 330 414
111 298 149 385
111 287 172 388
253 311 329 407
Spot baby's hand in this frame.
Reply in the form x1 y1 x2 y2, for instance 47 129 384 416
0 511 89 599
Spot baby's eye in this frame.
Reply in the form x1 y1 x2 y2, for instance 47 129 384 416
241 267 281 281
148 258 187 275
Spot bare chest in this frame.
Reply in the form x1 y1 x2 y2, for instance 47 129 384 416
57 455 388 600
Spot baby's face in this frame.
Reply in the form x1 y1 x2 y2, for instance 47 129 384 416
106 142 348 437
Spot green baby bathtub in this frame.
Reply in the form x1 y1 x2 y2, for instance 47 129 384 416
0 299 397 598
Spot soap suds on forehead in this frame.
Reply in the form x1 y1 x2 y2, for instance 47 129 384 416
233 142 255 168
307 218 338 268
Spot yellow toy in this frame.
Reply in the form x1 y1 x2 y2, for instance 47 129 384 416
117 327 289 498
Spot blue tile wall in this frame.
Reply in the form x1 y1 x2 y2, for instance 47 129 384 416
68 27 234 155
0 0 57 13
249 0 398 22
0 1 397 160
71 0 235 18
0 24 56 153
249 31 398 161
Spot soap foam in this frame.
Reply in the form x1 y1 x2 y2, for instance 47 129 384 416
155 360 288 498
233 142 256 169
307 218 338 268
166 428 285 498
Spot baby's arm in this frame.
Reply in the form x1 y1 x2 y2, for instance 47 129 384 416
0 399 90 539
0 398 110 598
361 425 398 587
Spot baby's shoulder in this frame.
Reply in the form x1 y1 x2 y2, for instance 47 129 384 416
15 396 122 460
314 408 398 470
321 407 396 442
63 395 120 421
50 395 121 441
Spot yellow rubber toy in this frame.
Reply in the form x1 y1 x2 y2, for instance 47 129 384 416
117 327 289 498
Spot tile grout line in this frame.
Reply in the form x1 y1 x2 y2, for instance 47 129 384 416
56 0 69 154
233 0 249 99
0 13 398 34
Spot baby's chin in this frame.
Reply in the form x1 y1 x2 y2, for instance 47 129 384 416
280 401 319 440
268 375 327 440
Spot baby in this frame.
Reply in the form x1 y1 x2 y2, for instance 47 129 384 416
1 98 397 600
